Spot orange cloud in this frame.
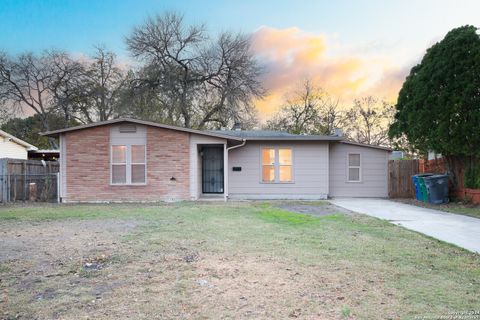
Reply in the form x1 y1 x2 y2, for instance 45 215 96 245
251 26 409 120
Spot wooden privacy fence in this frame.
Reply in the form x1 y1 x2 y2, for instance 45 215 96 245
0 158 60 203
388 160 419 198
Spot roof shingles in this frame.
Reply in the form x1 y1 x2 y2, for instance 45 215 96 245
40 118 390 150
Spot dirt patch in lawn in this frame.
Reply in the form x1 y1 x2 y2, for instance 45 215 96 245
273 201 353 217
0 218 143 320
0 219 141 263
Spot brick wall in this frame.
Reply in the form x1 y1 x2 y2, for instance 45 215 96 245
419 158 448 175
64 125 190 202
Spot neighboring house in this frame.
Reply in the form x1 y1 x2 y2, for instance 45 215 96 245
42 118 391 203
0 129 38 160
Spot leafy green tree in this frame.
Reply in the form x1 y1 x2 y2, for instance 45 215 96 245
389 25 480 157
389 25 480 186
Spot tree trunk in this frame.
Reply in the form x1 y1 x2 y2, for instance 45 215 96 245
444 155 465 191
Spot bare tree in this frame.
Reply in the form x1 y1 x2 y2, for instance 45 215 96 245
125 12 264 129
0 47 129 148
344 96 394 146
79 47 128 122
0 51 59 147
48 51 85 124
264 80 343 135
318 95 345 135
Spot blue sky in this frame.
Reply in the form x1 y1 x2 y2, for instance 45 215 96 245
1 0 479 114
1 0 479 56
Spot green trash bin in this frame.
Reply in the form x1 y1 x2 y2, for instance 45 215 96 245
417 176 429 202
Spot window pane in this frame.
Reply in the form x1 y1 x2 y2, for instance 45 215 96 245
279 165 292 182
132 164 146 183
262 149 275 165
279 149 292 165
262 165 275 182
348 168 360 181
132 145 145 163
349 154 360 167
112 145 126 163
112 165 126 184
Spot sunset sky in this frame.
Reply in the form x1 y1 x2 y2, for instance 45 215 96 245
1 0 479 118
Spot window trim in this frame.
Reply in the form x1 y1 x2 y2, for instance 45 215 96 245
110 144 147 186
347 152 362 183
261 148 276 183
260 147 294 184
130 144 147 185
111 145 127 185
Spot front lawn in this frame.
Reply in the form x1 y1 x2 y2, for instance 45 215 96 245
0 202 478 319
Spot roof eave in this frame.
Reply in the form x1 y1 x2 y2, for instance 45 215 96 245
243 137 344 141
339 140 392 151
40 118 243 142
0 130 38 150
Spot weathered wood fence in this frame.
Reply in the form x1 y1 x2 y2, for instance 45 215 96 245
0 158 60 203
388 159 419 198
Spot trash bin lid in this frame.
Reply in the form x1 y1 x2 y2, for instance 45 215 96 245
414 173 434 177
425 174 448 180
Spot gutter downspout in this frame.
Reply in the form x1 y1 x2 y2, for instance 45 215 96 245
224 139 246 201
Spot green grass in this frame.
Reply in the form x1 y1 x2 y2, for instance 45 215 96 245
341 306 352 318
256 203 321 225
441 205 480 219
397 200 480 219
0 202 479 319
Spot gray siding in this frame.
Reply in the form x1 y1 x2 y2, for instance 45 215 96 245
228 141 329 199
329 143 389 197
110 125 147 145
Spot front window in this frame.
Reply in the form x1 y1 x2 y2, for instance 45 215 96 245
131 145 146 184
279 149 292 182
112 145 127 184
261 148 293 183
348 153 361 182
111 145 146 185
262 149 275 182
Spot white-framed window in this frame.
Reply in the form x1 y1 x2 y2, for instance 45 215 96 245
262 148 275 182
111 144 146 185
279 148 292 182
261 148 293 183
131 145 146 184
112 145 127 184
347 153 361 182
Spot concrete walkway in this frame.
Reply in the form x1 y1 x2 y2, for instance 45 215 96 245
329 198 480 253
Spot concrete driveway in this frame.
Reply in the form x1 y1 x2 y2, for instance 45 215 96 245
329 198 480 253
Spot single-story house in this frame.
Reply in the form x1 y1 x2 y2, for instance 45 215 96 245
42 118 391 203
0 129 38 160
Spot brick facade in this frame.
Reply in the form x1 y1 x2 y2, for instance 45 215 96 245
64 125 190 202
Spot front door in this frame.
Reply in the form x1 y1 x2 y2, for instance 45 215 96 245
202 147 224 194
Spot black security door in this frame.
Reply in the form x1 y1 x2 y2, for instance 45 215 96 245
202 147 224 193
